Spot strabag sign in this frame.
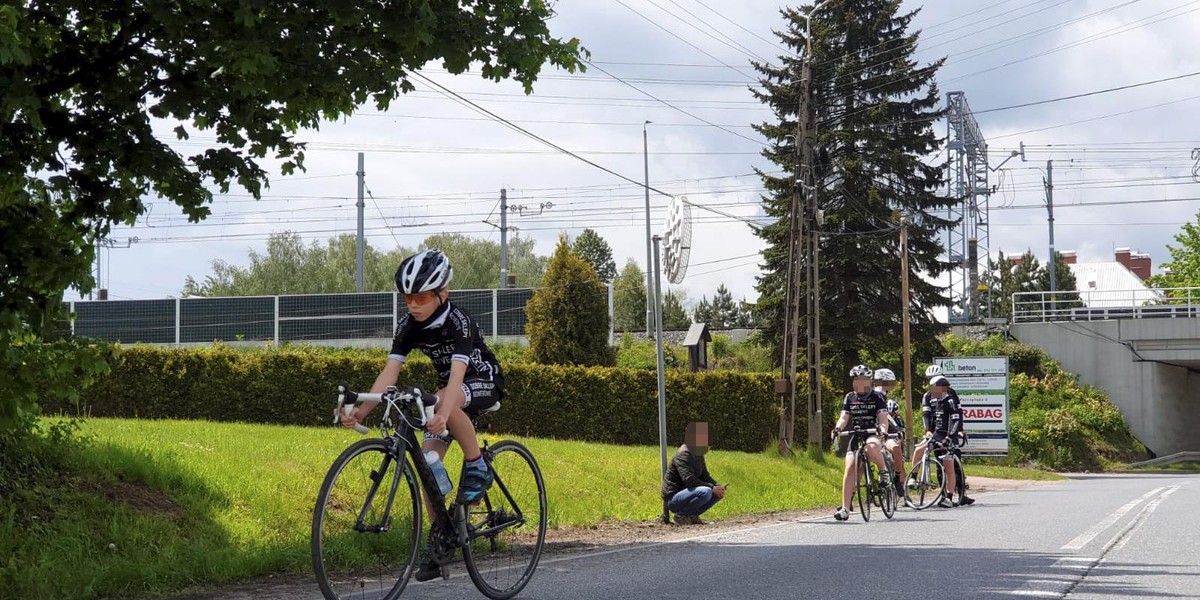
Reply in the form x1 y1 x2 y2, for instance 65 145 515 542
934 356 1009 456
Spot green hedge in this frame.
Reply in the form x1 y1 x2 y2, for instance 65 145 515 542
46 346 842 453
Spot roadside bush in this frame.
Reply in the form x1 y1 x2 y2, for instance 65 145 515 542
942 334 1059 378
614 335 685 370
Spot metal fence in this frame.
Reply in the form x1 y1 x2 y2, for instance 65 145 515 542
65 288 547 345
1010 287 1200 323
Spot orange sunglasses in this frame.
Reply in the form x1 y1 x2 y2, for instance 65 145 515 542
403 291 440 306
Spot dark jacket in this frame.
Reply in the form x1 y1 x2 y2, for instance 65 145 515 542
662 446 718 500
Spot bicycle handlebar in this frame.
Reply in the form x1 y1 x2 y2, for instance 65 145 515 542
334 382 447 437
837 426 887 437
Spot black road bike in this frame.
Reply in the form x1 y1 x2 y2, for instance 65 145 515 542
838 428 898 522
312 384 547 600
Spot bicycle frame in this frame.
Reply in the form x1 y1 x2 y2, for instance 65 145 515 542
336 385 527 547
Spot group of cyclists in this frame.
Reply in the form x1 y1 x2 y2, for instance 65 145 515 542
830 363 975 521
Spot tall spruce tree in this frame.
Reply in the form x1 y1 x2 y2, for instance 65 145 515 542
981 250 1081 319
571 228 618 283
662 290 692 330
753 0 950 380
613 259 647 332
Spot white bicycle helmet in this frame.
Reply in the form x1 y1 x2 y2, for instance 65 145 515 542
874 368 896 382
925 364 942 378
395 249 454 294
886 399 900 413
849 364 873 379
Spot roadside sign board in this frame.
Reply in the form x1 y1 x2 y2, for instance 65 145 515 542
933 356 1009 456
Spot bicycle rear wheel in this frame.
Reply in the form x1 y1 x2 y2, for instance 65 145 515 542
855 455 871 522
954 457 967 501
463 440 547 600
880 462 898 519
313 438 421 600
904 456 944 511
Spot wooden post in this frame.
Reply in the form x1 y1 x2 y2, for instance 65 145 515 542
900 217 915 458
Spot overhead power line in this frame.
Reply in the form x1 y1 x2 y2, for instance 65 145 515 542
581 59 766 146
409 72 766 229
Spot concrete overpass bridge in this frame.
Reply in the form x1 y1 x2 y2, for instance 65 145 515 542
1009 288 1200 457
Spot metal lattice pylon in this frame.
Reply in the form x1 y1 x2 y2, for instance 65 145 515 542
945 91 991 323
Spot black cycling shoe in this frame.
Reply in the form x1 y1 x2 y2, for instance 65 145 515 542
460 462 494 504
414 555 441 582
959 495 976 506
415 527 449 582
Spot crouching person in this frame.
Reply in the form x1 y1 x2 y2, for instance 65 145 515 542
661 422 727 525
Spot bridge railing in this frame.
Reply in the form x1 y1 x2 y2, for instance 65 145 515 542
1011 287 1200 323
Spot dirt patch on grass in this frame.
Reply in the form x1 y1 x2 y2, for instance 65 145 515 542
92 478 184 517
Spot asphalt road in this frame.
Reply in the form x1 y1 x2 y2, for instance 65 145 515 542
180 473 1199 600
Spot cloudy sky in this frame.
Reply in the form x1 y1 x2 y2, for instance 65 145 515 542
101 0 1200 312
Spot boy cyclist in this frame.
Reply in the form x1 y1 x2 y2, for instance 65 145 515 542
830 365 891 521
341 248 504 579
873 368 906 494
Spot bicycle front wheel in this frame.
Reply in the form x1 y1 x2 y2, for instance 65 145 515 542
312 438 422 600
463 440 548 600
855 455 872 522
905 456 944 511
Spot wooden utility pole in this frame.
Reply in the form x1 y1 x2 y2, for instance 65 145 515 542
900 217 915 457
777 3 826 455
777 111 807 455
800 26 823 453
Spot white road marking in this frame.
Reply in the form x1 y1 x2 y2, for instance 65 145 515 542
1011 485 1182 599
1061 487 1163 550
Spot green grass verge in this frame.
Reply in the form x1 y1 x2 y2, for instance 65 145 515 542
964 464 1065 481
2 418 1055 599
1126 461 1200 472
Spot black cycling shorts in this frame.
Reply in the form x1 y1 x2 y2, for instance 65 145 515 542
423 375 504 445
835 432 880 457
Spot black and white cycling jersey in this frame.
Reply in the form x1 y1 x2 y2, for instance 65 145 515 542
921 391 961 437
388 302 501 388
841 390 888 431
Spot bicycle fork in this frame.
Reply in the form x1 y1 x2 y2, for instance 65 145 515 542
353 453 402 534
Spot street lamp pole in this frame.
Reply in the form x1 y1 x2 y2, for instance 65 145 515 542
644 120 655 337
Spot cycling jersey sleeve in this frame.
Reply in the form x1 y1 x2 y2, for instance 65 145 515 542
447 309 474 366
921 393 934 432
388 314 415 362
841 392 854 414
947 403 963 437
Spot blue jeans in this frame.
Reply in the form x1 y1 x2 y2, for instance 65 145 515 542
667 487 721 517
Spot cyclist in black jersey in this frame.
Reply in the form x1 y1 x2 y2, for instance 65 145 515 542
910 374 973 507
873 368 906 494
918 365 974 506
339 248 504 580
829 364 891 521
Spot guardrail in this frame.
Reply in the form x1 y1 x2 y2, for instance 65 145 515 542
1010 287 1200 323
